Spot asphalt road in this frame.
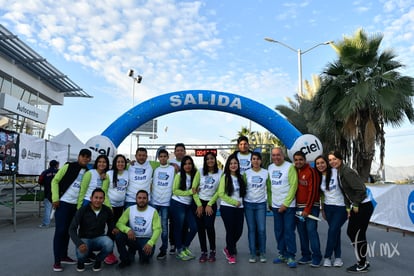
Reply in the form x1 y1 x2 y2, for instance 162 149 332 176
1 205 412 276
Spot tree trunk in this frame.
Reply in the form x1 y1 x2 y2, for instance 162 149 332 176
354 113 374 182
358 157 372 183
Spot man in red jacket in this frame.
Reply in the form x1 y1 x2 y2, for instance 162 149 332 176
294 151 322 268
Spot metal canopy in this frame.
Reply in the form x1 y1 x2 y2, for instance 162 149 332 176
0 24 92 98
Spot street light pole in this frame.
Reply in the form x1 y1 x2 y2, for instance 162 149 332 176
127 69 143 106
127 69 143 159
264 37 332 95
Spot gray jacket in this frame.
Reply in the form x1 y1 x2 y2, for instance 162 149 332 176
337 164 367 208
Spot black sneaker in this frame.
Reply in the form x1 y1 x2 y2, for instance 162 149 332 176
118 261 131 269
88 252 97 261
93 261 102 272
76 262 85 272
157 251 167 260
169 245 176 255
208 250 216 262
84 258 94 266
346 263 369 273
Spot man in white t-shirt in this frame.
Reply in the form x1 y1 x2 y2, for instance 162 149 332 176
235 136 252 174
51 149 92 272
169 143 186 173
167 142 186 254
268 147 298 268
115 190 161 268
125 147 157 208
151 149 175 259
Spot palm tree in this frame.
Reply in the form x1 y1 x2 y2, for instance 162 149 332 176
231 126 257 144
251 131 282 167
251 131 281 148
231 127 282 167
275 74 322 135
312 28 414 179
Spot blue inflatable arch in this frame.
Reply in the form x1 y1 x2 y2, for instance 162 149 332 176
102 90 302 148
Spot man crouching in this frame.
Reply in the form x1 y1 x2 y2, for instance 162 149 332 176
115 190 161 268
69 188 114 272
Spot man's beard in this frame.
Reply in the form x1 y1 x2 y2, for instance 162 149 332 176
137 203 147 209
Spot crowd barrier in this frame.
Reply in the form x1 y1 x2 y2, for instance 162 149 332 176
368 183 414 233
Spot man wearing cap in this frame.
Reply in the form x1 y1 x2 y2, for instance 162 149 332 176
51 149 92 272
38 159 59 228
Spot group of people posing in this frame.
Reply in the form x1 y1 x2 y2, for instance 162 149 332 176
48 137 374 274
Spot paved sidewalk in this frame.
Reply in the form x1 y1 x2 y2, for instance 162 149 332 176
1 205 412 276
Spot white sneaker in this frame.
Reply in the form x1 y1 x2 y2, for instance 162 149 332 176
323 258 332 267
333 258 343 267
249 255 257 263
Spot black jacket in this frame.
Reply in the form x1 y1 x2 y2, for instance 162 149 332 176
69 203 114 247
38 167 58 201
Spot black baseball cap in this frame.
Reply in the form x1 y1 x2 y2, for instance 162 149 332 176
79 148 92 157
49 160 59 167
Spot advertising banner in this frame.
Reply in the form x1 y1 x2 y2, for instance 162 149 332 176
369 184 414 232
18 133 45 175
0 128 19 175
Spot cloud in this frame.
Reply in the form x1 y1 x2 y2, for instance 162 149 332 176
378 2 414 74
0 0 300 114
0 0 222 100
2 0 414 168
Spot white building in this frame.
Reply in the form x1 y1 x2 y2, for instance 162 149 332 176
0 24 91 138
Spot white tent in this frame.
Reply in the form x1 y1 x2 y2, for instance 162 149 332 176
50 128 86 161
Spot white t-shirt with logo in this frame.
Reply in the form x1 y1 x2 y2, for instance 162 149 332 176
129 205 156 238
151 164 175 206
237 152 252 175
244 168 268 203
107 170 129 207
126 161 153 203
60 168 86 204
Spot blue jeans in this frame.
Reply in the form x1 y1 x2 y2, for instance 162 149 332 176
153 205 169 252
53 201 77 264
244 201 267 255
42 199 52 226
115 232 154 263
296 206 322 263
272 206 296 259
169 199 198 251
220 205 244 255
323 204 347 258
76 236 113 263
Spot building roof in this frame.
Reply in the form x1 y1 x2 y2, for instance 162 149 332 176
0 24 91 98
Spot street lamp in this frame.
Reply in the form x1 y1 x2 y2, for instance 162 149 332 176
264 37 333 94
128 69 143 159
128 69 143 106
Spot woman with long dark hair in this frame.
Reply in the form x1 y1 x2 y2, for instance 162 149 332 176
328 151 374 273
243 152 269 263
104 154 129 265
218 153 246 264
314 155 347 268
170 155 198 261
77 154 110 209
193 152 222 262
